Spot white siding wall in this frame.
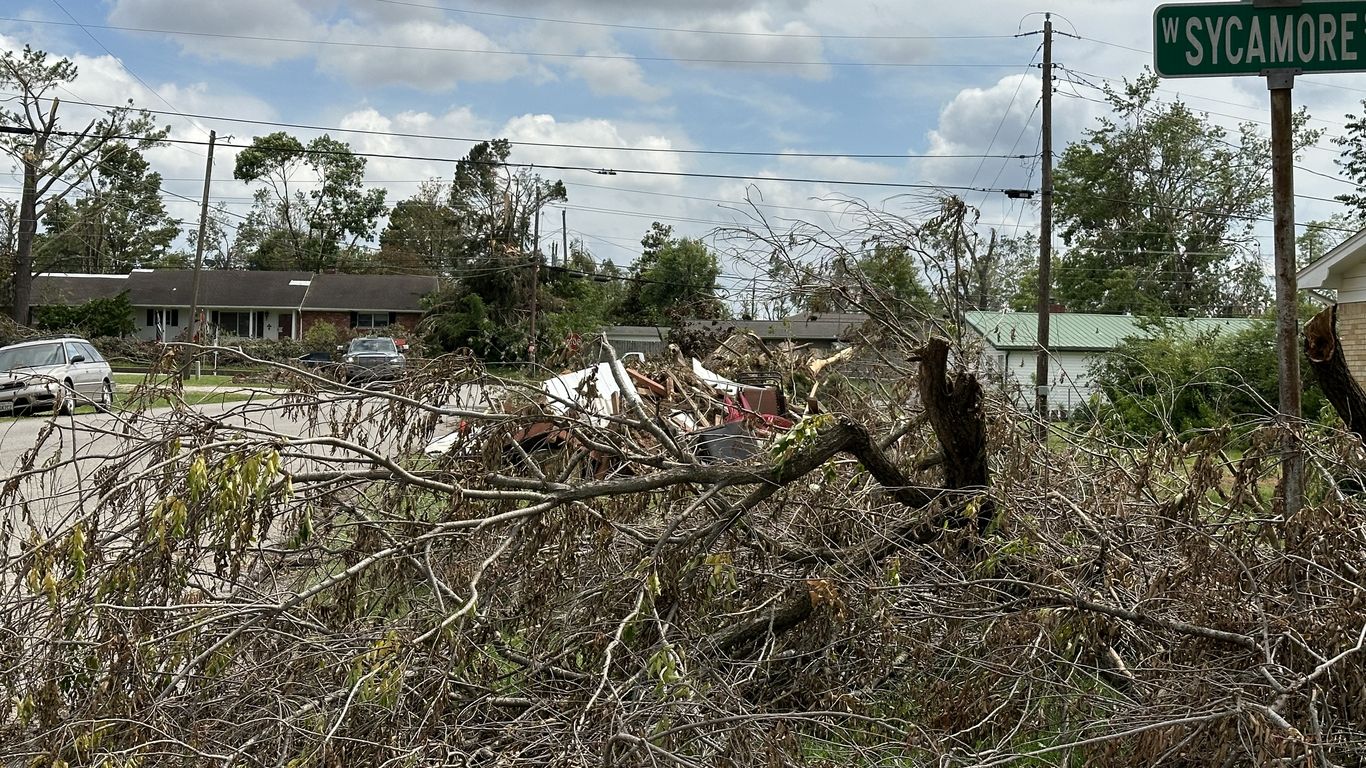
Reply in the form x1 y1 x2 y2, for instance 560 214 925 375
981 345 1102 417
132 307 287 342
133 306 187 342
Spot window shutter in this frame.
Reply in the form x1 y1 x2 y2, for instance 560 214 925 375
349 311 359 329
171 309 180 327
211 311 219 324
388 312 397 326
146 309 155 327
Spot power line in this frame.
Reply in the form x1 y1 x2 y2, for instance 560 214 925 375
47 0 210 144
0 122 1023 193
369 0 1017 42
13 93 1031 162
0 16 1030 70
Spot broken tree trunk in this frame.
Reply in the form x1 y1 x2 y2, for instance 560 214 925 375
1305 305 1366 443
713 337 993 657
918 336 992 524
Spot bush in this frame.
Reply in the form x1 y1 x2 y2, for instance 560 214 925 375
88 336 163 365
1087 316 1326 438
220 337 308 363
32 292 137 338
302 321 341 353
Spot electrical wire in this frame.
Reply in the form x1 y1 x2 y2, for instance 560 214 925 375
3 92 1032 162
0 16 1030 70
368 0 1017 42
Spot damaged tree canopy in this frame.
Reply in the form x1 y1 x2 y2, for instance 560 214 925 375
2 317 1366 767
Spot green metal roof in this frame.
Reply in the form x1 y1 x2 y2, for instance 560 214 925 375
962 311 1260 352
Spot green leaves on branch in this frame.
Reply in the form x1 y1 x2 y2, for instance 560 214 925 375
233 131 387 272
1053 71 1321 317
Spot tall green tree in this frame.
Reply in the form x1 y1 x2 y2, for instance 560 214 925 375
1052 71 1318 317
541 242 626 344
447 140 565 284
232 132 387 272
1 45 166 322
37 142 180 273
1331 101 1366 218
378 180 456 274
415 141 567 359
801 245 935 322
1298 213 1358 269
621 222 723 325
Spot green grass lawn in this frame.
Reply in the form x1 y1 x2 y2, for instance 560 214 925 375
114 372 242 388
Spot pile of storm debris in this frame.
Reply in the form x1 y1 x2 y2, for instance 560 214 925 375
425 332 858 465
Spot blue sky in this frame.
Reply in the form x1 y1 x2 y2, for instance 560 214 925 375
2 0 1365 308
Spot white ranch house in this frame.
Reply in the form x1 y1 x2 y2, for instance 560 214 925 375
963 311 1259 418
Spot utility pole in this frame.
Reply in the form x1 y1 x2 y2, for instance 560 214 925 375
1035 13 1054 438
529 210 541 366
187 130 215 378
1268 67 1303 516
562 208 569 269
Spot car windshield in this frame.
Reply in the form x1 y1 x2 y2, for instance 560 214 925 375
0 344 63 372
349 338 397 354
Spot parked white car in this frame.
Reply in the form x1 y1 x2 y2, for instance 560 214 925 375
0 336 114 416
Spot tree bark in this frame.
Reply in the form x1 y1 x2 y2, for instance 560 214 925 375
918 336 992 520
11 155 37 324
1304 304 1366 442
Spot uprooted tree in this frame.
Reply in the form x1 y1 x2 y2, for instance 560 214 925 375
2 218 1366 766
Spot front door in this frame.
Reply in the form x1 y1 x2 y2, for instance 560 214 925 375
279 313 293 340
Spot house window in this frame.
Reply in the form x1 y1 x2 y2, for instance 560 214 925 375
214 311 263 338
354 312 389 329
145 309 180 329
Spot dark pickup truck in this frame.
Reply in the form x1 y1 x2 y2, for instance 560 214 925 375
340 337 406 383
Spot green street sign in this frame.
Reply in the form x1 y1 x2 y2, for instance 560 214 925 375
1154 2 1366 77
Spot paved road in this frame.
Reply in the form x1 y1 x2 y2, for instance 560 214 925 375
0 383 494 549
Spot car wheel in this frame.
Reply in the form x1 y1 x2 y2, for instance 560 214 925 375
95 380 114 413
58 380 75 415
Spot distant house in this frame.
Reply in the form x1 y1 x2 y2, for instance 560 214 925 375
298 272 438 338
602 312 869 359
1298 230 1366 382
686 312 868 352
963 311 1259 417
131 269 313 342
30 270 439 341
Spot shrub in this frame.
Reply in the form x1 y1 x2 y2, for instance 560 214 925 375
1087 316 1326 438
302 321 341 353
32 292 137 338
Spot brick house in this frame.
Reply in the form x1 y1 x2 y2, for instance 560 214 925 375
298 273 436 338
1299 233 1366 379
30 270 439 341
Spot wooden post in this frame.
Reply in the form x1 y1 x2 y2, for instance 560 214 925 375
1035 13 1054 437
1268 72 1303 516
187 130 216 379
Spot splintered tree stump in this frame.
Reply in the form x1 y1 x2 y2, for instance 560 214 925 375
918 337 992 516
1305 305 1366 443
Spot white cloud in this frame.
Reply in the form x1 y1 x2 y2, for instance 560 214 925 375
316 19 529 90
107 0 319 64
918 74 1052 194
564 54 666 102
658 10 828 79
333 106 491 188
501 113 683 184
